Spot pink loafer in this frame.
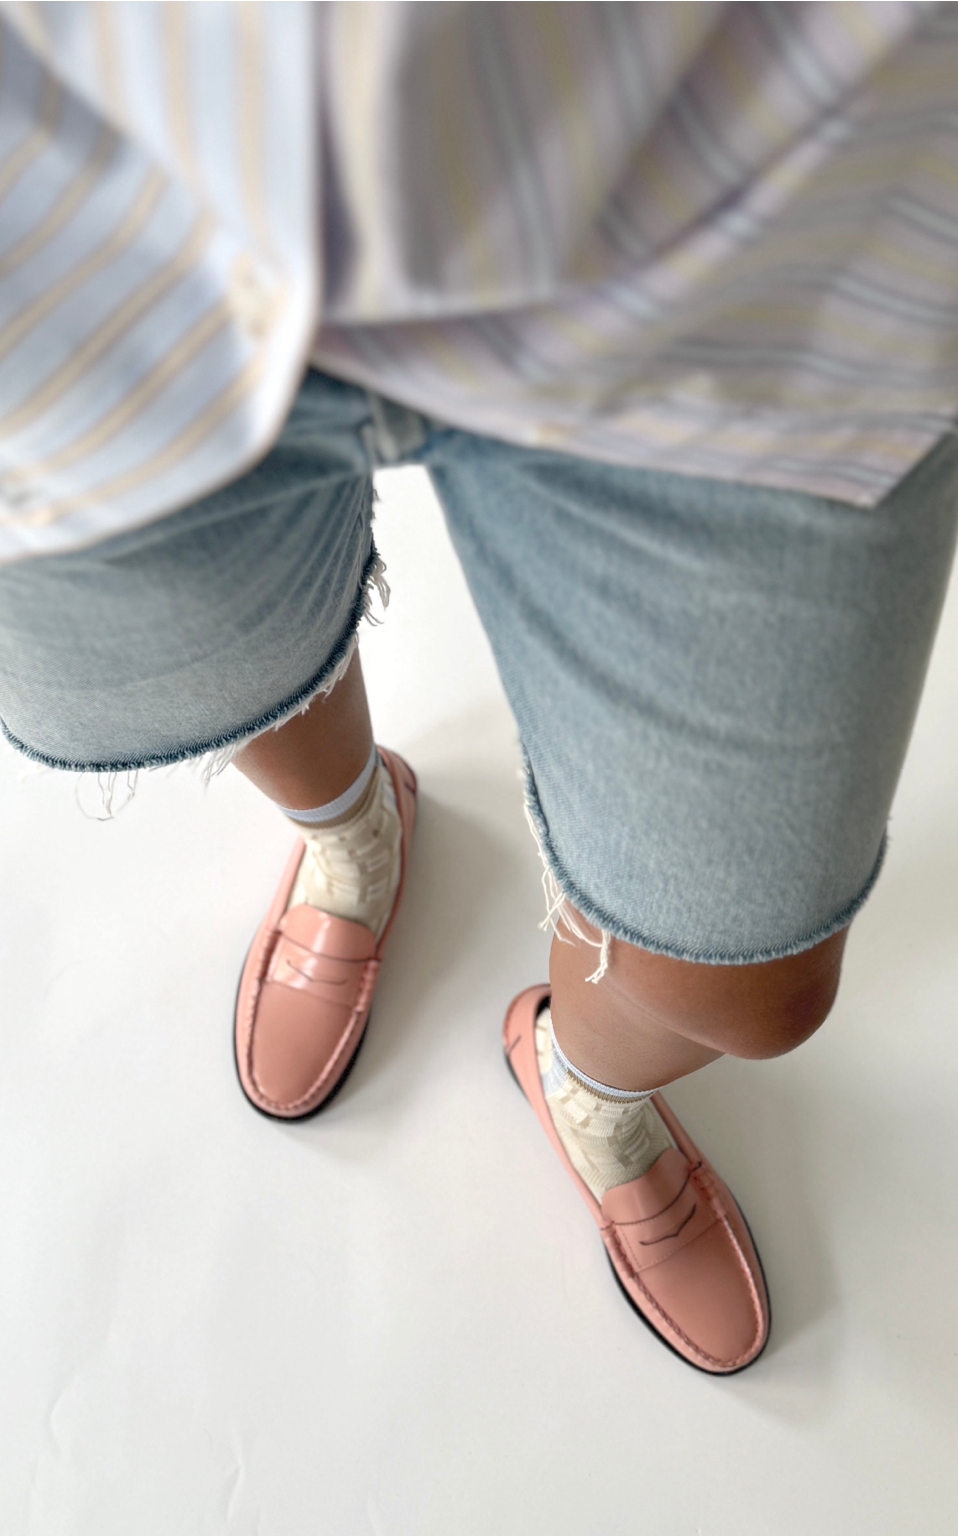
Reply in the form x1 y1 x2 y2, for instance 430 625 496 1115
503 984 770 1374
234 747 417 1120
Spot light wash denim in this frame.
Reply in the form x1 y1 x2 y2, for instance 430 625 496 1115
2 370 956 964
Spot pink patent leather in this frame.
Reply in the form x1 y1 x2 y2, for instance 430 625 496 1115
503 984 770 1373
267 906 377 996
235 747 417 1118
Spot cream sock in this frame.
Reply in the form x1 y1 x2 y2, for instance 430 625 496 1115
536 1005 672 1200
284 752 402 940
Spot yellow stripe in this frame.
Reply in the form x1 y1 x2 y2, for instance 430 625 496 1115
0 67 61 205
0 202 215 435
596 399 936 465
236 1 269 248
641 411 930 466
426 16 498 295
4 0 48 54
0 167 165 371
0 122 117 283
835 0 902 60
235 1 289 331
407 291 958 407
701 294 958 360
92 2 126 124
162 2 198 185
15 296 233 479
625 136 700 232
412 323 485 389
537 5 618 286
333 1 384 313
27 351 267 526
620 365 956 416
857 50 958 100
531 7 600 210
707 20 792 155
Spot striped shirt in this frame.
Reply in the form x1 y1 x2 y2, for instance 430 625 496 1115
3 3 958 566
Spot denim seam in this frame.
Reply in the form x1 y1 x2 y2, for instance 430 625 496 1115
521 754 888 965
0 541 384 775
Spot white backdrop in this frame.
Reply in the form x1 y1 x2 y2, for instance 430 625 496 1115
1 466 956 1535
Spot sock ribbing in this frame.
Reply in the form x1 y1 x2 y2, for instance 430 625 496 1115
536 1006 672 1200
545 1013 656 1102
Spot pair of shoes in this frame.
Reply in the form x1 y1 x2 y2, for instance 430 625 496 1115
234 747 417 1120
233 752 770 1372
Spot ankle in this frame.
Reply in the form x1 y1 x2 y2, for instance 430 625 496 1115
535 1006 672 1199
280 741 379 827
287 756 402 939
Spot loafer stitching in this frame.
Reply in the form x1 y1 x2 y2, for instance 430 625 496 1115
636 1201 697 1246
249 963 377 1111
605 1220 763 1371
612 1171 693 1226
687 1161 768 1349
613 1206 717 1275
508 991 768 1372
240 750 415 1115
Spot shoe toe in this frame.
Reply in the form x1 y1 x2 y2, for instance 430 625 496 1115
248 982 355 1111
602 1149 769 1372
635 1220 766 1369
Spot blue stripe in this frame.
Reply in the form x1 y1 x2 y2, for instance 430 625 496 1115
469 6 556 294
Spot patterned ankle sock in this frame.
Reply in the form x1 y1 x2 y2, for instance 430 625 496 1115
282 748 402 939
535 1004 672 1200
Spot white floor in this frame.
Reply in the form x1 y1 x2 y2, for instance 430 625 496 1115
1 466 956 1536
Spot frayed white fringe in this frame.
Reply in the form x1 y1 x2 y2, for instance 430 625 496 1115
194 632 362 786
74 552 391 820
521 770 611 985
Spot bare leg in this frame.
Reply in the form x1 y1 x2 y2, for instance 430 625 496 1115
550 907 848 1090
235 660 846 1090
232 651 373 810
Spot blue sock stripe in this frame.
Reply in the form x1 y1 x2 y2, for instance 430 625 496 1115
281 742 379 825
548 1010 655 1101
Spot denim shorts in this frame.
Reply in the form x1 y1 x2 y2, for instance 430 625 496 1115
2 370 956 964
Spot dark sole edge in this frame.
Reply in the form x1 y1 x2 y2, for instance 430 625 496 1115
502 1040 772 1376
232 942 372 1124
230 751 417 1126
603 1240 771 1378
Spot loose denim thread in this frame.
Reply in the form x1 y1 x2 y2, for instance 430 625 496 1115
74 768 140 822
70 551 391 820
520 765 611 985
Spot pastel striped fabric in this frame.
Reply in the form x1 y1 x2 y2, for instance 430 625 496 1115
4 4 958 567
315 0 958 507
0 1 314 563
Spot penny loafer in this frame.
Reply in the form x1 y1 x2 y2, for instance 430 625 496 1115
503 984 770 1373
234 747 417 1120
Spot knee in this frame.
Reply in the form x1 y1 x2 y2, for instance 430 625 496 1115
718 961 841 1059
607 926 849 1061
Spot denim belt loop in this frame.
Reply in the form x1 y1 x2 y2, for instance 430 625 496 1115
361 391 430 469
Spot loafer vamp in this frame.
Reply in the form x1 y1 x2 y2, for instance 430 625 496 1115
248 906 378 1109
234 747 417 1119
601 1150 767 1370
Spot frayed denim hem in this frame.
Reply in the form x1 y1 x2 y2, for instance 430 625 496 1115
0 542 389 777
521 752 887 967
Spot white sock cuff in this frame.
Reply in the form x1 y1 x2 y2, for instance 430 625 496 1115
548 1011 655 1102
281 742 380 826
